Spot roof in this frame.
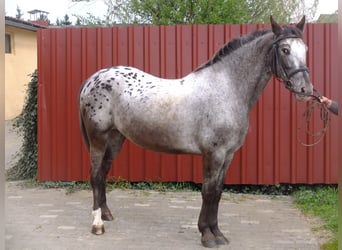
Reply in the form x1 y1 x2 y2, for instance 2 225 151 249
316 13 338 23
27 9 49 15
5 16 47 31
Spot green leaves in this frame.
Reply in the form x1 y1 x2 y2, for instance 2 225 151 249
129 0 248 24
72 0 319 26
7 70 38 180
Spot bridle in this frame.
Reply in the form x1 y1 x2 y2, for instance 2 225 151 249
271 35 320 100
271 35 331 146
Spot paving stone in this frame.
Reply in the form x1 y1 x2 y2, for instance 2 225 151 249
6 182 320 250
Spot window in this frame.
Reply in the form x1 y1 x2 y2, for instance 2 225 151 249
5 33 12 54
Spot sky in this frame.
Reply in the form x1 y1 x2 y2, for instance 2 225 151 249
5 0 338 24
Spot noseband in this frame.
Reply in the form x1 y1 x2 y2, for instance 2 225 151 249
271 35 315 98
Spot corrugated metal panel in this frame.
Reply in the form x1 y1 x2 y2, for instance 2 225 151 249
37 24 338 184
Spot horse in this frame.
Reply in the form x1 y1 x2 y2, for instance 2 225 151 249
79 16 313 248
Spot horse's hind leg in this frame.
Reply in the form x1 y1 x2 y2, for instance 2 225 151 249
90 130 125 235
198 152 233 248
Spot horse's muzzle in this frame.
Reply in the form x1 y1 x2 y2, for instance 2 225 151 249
295 94 312 102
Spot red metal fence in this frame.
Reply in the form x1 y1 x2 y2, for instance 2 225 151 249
37 23 338 184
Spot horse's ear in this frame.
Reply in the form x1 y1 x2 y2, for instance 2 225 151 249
296 16 306 32
270 15 282 37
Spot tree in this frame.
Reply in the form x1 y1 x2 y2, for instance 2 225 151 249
37 12 51 25
73 12 108 26
71 0 318 25
127 0 247 24
61 14 72 26
104 0 133 24
15 5 24 20
246 0 318 23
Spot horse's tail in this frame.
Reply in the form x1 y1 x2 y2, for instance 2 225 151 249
79 84 90 151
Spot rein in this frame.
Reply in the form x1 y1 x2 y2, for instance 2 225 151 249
271 36 330 147
297 96 331 147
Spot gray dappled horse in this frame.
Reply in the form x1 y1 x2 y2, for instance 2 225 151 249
79 16 313 248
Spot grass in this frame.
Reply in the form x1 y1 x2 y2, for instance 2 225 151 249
35 180 201 194
292 186 338 250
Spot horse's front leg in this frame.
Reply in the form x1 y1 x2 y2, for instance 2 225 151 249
198 152 233 248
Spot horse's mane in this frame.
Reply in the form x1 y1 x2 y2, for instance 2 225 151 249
195 25 304 72
195 29 271 72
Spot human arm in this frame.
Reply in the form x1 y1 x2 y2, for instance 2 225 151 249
319 96 338 115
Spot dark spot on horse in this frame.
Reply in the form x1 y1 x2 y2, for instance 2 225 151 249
90 88 95 92
106 98 109 102
180 80 184 85
124 67 131 70
104 84 112 91
95 98 98 102
150 86 155 89
86 82 91 88
99 106 102 109
107 80 111 83
111 77 115 80
212 142 218 147
128 83 132 87
142 75 145 77
86 103 91 107
146 82 152 84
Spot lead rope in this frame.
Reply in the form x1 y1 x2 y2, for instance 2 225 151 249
297 98 330 147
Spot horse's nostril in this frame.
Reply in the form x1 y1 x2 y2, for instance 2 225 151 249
301 87 305 93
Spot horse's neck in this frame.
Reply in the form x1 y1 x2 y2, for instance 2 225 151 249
221 33 274 111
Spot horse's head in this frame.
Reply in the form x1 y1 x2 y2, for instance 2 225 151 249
270 16 313 102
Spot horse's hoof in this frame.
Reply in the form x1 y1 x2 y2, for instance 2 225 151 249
215 235 229 245
101 212 114 221
201 239 217 248
91 225 105 235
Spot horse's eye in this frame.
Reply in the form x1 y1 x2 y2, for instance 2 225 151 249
282 48 290 55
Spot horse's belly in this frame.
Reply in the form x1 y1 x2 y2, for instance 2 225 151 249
118 121 201 155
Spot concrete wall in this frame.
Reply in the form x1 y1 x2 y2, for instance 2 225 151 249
5 25 37 120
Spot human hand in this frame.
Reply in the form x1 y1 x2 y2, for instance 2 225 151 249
319 96 332 108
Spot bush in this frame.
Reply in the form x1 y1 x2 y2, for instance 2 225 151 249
7 70 38 180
